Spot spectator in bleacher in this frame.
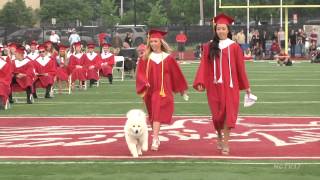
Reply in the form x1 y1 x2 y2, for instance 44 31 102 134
260 30 268 57
270 39 281 60
124 32 133 47
100 43 114 84
289 29 297 58
0 54 12 109
193 13 251 155
49 30 60 51
278 28 285 49
112 32 123 49
32 44 57 99
235 29 246 51
175 30 188 60
9 46 35 104
297 28 306 57
252 41 263 60
135 29 188 151
83 43 101 87
68 29 81 50
276 49 292 66
310 28 318 45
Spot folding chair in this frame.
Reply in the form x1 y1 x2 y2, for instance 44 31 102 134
112 56 125 81
53 75 72 95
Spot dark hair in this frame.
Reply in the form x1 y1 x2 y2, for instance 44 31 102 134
209 25 232 60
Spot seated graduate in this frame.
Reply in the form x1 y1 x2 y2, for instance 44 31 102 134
83 42 101 87
67 42 86 89
26 40 39 61
10 46 35 104
100 43 114 84
55 44 70 93
276 49 292 66
33 44 57 98
0 55 12 109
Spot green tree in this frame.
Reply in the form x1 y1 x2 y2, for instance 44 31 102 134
39 0 94 26
0 0 35 27
147 0 168 27
100 0 120 27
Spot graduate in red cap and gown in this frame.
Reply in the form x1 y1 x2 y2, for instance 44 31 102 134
83 43 101 87
135 29 188 151
100 43 114 84
0 54 12 109
193 13 252 155
10 46 35 104
26 40 39 61
68 41 86 89
55 44 70 93
33 44 57 98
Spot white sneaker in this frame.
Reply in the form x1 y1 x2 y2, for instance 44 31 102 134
151 138 160 151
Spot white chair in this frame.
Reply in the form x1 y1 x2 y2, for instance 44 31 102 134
112 56 125 81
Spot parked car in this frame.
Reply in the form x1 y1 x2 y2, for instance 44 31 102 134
113 25 147 47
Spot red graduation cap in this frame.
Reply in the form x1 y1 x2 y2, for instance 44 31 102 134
59 44 68 52
102 43 111 48
148 29 167 39
87 43 95 49
30 40 38 46
213 13 234 25
73 42 81 47
15 46 25 55
44 41 52 46
38 44 46 51
8 42 17 49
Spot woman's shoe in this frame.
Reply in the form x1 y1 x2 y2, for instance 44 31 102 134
151 138 160 151
221 144 229 155
217 138 223 150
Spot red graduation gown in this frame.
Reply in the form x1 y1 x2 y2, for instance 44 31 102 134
33 56 57 88
193 42 250 130
0 58 12 105
68 53 87 82
12 59 35 91
136 54 188 124
55 55 69 81
83 52 101 80
100 53 114 76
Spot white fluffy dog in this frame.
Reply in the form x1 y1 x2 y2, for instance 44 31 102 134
124 109 148 158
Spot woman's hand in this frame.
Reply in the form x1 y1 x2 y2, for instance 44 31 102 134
246 88 251 95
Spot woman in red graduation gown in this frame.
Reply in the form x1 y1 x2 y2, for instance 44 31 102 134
193 13 251 155
33 44 57 98
136 29 188 151
0 56 12 109
100 43 114 84
67 42 86 89
83 43 101 87
55 45 70 93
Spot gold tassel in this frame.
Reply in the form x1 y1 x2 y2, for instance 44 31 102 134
159 56 166 97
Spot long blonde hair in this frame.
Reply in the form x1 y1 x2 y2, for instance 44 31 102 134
144 38 172 60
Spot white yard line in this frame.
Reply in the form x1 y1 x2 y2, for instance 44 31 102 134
0 156 319 161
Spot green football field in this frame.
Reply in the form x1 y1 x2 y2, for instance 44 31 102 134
0 61 319 179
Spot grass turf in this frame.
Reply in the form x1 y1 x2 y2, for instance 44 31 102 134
0 61 319 179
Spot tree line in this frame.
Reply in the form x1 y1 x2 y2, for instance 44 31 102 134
0 0 319 28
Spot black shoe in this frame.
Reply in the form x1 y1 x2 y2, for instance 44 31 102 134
9 95 14 104
33 93 38 99
45 93 52 98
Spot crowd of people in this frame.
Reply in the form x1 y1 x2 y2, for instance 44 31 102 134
232 26 319 64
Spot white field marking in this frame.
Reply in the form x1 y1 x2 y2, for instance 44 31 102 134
187 91 318 94
0 160 319 165
0 156 319 160
0 115 319 119
10 101 320 106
